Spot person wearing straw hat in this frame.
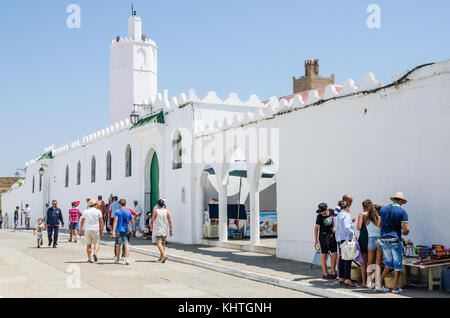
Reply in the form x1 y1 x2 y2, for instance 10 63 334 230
79 199 104 263
376 192 410 294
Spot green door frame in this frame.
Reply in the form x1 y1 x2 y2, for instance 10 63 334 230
150 153 159 210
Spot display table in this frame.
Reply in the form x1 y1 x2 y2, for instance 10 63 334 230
403 260 450 291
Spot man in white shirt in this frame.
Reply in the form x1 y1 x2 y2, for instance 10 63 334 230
132 200 143 237
23 204 31 230
79 199 104 263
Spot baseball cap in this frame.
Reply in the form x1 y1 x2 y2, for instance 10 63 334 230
316 203 328 214
72 201 80 207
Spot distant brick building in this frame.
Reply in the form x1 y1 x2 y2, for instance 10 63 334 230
293 59 335 94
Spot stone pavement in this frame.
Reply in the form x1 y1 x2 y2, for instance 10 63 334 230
0 230 315 298
98 234 450 299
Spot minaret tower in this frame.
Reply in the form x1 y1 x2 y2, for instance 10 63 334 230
110 9 158 124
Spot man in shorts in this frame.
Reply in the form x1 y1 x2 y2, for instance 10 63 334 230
68 201 81 243
150 199 173 263
79 199 104 263
112 199 134 265
14 206 20 232
314 203 338 279
377 192 410 294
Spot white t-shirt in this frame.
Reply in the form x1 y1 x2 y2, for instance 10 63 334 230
81 208 103 231
24 207 31 219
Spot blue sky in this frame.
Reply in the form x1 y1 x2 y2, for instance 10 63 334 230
0 0 449 176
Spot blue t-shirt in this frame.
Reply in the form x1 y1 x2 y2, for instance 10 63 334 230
114 207 133 233
110 201 120 216
379 204 408 240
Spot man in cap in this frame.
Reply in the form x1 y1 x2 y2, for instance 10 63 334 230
79 199 104 263
314 203 338 279
68 201 82 243
376 192 410 294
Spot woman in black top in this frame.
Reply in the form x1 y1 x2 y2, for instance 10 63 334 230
314 203 338 279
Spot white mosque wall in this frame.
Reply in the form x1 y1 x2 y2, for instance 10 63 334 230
273 62 450 262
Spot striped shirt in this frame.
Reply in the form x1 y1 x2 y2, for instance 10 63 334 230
69 208 81 223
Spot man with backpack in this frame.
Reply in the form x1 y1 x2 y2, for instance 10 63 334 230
376 192 410 294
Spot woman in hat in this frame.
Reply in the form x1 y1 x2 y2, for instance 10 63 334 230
314 203 338 279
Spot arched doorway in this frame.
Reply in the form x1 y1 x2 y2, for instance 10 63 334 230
144 149 160 231
150 153 159 211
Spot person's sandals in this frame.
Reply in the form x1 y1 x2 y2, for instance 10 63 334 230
93 254 98 263
87 260 94 263
344 281 357 288
161 256 168 263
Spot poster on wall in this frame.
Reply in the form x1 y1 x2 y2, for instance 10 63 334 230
246 212 278 237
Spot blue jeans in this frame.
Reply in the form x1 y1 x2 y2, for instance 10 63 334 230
381 239 403 272
338 240 352 280
115 232 130 246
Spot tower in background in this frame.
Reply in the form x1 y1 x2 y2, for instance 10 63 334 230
293 59 335 94
110 14 158 124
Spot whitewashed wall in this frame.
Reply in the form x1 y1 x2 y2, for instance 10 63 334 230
3 60 450 264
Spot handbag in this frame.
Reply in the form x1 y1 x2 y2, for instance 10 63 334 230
341 235 359 261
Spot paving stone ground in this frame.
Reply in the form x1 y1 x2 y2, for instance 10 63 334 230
0 230 316 298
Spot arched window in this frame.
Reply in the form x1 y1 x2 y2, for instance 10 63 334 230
172 130 182 170
39 174 43 192
65 165 69 188
125 145 132 177
32 176 35 193
77 161 81 185
91 156 96 183
106 151 112 181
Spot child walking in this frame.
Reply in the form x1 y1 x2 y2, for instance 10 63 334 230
34 218 45 248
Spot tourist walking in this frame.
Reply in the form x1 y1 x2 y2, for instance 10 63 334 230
34 218 45 248
365 201 383 289
46 200 64 248
314 203 338 279
109 196 120 233
357 200 371 288
150 199 173 263
23 204 31 230
131 200 143 237
98 195 108 232
0 210 3 229
335 195 356 287
79 199 104 263
14 206 19 232
43 203 49 223
112 199 134 265
377 192 410 294
68 201 82 243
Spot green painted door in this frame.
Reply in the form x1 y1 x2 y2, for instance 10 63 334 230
150 153 159 210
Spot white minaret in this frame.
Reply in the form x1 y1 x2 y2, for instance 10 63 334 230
110 13 158 124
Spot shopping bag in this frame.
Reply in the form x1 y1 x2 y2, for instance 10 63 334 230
341 236 359 260
355 240 365 264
